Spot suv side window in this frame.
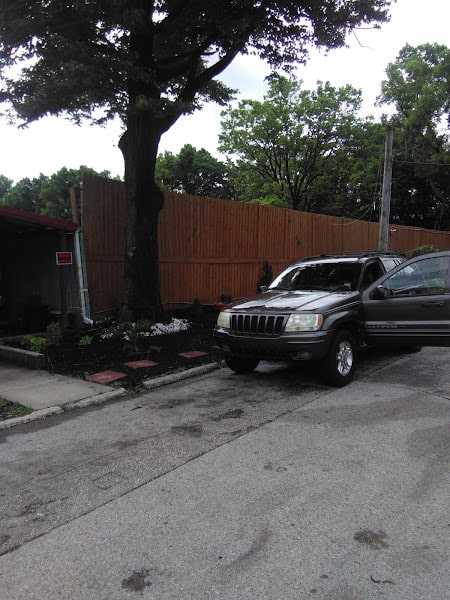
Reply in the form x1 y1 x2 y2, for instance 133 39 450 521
383 256 450 297
360 261 384 289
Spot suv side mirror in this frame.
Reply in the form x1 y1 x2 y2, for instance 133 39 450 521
259 285 268 293
370 284 389 300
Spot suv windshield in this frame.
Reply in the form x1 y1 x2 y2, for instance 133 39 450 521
269 262 362 292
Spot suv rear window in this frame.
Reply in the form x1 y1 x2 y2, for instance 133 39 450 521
379 257 405 272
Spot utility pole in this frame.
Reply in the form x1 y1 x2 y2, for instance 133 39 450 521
378 124 394 251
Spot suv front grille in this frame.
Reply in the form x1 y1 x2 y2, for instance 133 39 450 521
230 314 286 336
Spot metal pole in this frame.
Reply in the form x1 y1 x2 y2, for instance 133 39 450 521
378 124 393 251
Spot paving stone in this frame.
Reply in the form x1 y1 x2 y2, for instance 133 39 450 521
85 370 127 384
178 351 208 359
123 360 158 369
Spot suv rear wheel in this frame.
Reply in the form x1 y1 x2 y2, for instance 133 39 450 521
225 355 259 374
321 329 357 386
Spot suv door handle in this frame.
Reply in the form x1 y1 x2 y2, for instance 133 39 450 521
421 301 444 308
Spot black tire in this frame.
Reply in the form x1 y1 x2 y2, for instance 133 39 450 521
321 329 357 387
224 355 259 374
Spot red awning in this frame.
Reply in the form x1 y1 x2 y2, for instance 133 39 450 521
0 206 78 232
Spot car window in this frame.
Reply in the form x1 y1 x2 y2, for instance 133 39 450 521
379 257 405 271
360 262 384 290
270 262 361 292
383 255 450 297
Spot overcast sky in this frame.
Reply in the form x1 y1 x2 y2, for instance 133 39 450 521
0 0 448 183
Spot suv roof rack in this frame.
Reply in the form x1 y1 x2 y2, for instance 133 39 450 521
301 250 405 261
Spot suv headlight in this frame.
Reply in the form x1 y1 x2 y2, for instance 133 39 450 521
285 313 323 332
216 311 231 329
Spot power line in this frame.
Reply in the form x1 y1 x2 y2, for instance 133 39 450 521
393 159 450 167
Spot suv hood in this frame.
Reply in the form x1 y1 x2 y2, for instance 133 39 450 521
227 289 360 313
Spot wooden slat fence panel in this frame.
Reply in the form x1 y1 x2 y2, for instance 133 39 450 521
82 175 126 317
82 175 450 316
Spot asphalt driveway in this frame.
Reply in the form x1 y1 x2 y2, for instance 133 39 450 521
0 346 449 599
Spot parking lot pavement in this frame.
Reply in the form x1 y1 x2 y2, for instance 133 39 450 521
0 347 449 599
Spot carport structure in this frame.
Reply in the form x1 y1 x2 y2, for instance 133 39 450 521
0 206 89 335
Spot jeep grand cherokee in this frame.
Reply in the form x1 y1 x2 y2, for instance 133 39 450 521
215 250 450 386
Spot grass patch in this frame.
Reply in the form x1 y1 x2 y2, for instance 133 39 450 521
0 398 33 421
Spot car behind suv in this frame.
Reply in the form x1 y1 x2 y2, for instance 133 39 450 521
214 250 450 386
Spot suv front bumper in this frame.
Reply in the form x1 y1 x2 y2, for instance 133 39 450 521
214 328 333 362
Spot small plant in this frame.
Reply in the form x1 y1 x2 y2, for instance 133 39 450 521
0 398 33 420
191 297 203 318
102 321 134 340
127 320 154 342
149 345 163 353
21 335 47 353
78 335 93 348
46 322 62 347
408 244 438 258
102 320 156 343
257 261 273 293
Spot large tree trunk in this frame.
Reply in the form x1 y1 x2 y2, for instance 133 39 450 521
119 111 167 322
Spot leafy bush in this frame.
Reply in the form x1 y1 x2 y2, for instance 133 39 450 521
46 322 62 347
257 261 273 292
78 335 93 348
22 335 47 353
408 245 438 258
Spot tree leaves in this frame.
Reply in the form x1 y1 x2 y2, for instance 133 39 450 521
219 75 366 212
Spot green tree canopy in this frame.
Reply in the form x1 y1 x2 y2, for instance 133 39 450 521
0 0 392 320
301 119 386 219
156 144 232 199
219 75 367 211
0 166 112 220
0 174 48 214
378 43 450 229
379 43 450 132
0 174 12 198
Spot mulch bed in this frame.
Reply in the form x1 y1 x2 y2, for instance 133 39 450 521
7 309 223 392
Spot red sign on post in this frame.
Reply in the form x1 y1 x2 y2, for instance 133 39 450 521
56 252 73 265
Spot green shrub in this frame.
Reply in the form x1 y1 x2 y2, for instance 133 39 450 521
257 261 273 292
408 245 438 258
46 322 62 347
78 335 93 348
22 335 47 353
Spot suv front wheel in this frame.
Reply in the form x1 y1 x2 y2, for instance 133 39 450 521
321 329 357 387
225 355 259 374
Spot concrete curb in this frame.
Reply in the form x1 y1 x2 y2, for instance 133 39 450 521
0 362 222 429
0 388 126 430
142 362 221 389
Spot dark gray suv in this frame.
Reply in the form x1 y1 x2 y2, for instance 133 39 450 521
214 251 450 386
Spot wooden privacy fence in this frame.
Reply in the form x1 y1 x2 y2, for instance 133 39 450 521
81 174 450 318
